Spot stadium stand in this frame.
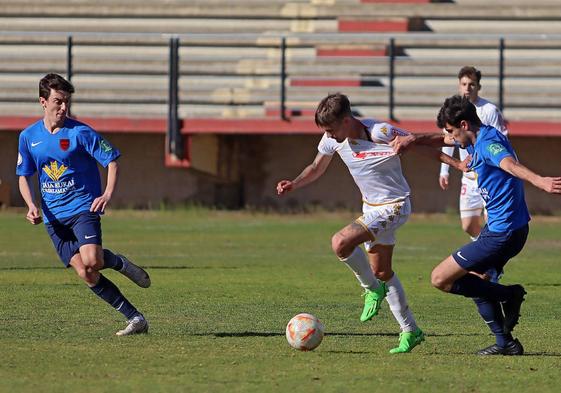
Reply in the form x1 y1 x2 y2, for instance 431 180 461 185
2 0 561 122
2 0 561 211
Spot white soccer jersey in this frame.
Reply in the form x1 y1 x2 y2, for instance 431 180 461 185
317 119 411 205
440 97 508 178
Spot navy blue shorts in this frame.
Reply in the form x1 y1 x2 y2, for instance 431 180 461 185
452 224 529 280
45 212 102 267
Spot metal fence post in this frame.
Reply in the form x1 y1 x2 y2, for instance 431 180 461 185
66 35 73 116
498 37 505 112
388 37 396 121
280 36 287 120
168 36 182 159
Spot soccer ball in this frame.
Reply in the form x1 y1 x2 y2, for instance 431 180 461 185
285 313 324 351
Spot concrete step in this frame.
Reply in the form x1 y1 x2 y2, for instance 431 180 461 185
0 17 338 34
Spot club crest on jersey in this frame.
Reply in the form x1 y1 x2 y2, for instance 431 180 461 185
43 161 68 181
380 126 388 136
60 139 70 151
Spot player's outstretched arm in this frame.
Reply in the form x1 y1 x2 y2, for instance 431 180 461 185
18 176 42 225
390 133 451 154
277 153 332 195
90 160 119 212
500 156 561 194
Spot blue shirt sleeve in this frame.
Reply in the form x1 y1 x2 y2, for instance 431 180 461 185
481 140 512 168
15 132 36 176
78 127 121 167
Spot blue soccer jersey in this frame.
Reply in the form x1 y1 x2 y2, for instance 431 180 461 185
16 118 120 223
465 125 530 232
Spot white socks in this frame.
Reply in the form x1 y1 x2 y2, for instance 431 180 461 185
340 247 379 291
385 273 418 333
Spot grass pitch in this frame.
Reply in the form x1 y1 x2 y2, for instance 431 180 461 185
0 209 560 393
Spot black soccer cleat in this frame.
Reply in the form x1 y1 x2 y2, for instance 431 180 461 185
477 339 524 356
502 285 526 334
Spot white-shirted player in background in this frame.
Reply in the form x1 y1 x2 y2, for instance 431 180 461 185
276 93 466 353
440 66 508 240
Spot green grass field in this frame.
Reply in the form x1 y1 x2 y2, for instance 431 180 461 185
1 209 560 393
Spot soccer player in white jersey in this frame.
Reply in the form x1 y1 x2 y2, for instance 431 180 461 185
276 93 466 353
439 66 508 240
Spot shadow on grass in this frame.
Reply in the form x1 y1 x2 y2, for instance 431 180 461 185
192 331 485 338
523 352 561 357
0 265 239 270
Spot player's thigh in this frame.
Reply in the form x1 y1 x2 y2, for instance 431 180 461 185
45 219 80 267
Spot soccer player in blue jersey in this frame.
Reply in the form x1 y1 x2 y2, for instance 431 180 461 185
391 95 561 355
16 73 151 336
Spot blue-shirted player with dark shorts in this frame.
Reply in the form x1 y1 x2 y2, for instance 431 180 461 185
391 95 561 355
16 73 151 336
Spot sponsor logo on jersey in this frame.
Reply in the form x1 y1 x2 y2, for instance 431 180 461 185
479 187 489 201
352 151 394 159
17 152 23 166
488 143 506 156
43 161 68 181
60 139 70 151
100 139 113 153
41 162 75 194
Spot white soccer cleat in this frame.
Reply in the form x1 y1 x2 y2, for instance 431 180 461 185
116 315 149 336
118 254 151 288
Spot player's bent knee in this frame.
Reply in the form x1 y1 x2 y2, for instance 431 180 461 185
430 271 449 291
82 268 100 286
331 234 350 258
374 270 392 281
73 266 88 281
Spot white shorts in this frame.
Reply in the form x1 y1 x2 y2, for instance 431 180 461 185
356 198 411 250
460 175 484 218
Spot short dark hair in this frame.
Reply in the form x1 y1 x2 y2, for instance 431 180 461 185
314 93 352 127
39 73 74 99
436 95 481 129
457 66 481 84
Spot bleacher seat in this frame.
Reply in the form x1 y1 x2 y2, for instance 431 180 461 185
1 0 561 122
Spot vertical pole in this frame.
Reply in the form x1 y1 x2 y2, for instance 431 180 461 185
498 37 505 112
66 35 73 116
280 36 287 120
388 37 396 121
168 36 181 159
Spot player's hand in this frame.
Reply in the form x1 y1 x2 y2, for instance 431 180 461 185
439 175 449 190
538 176 561 194
26 205 42 225
443 132 455 145
389 134 416 154
90 193 112 213
276 180 293 195
458 156 472 173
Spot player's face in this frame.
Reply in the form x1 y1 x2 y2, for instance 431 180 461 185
323 118 348 143
40 89 71 126
458 76 480 103
445 121 473 148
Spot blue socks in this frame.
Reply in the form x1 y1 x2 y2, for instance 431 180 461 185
473 298 513 347
450 274 514 302
451 274 517 348
102 249 124 271
90 274 138 320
